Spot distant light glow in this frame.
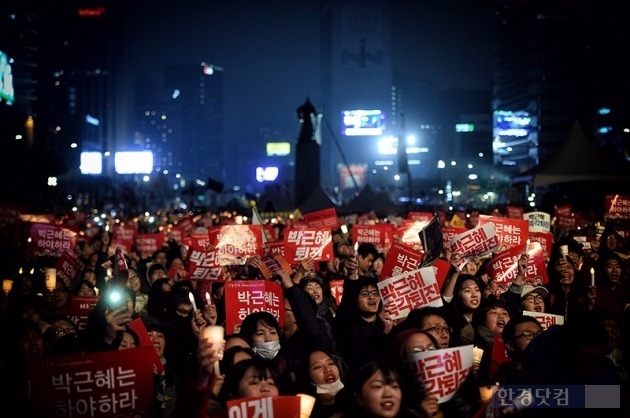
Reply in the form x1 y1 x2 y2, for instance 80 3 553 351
256 167 279 182
455 123 475 132
85 114 100 126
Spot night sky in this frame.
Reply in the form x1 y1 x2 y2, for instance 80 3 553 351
122 0 494 142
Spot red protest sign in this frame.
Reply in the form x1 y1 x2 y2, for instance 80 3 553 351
112 224 137 243
486 241 548 294
506 205 525 219
224 280 284 334
352 224 394 254
377 267 443 320
606 194 630 218
55 251 80 290
29 222 78 257
408 345 473 403
329 279 344 306
30 348 155 418
226 395 301 418
379 242 424 281
478 215 529 250
302 207 339 229
283 228 333 264
529 231 554 261
187 247 224 281
209 225 263 266
59 295 99 331
134 233 165 259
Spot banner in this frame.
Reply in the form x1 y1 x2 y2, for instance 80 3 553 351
379 242 423 281
522 310 564 330
187 247 224 281
55 251 80 290
30 349 155 418
448 223 500 270
283 228 333 264
329 279 344 306
478 215 529 251
226 395 301 418
407 345 473 403
486 242 548 294
209 225 263 266
523 211 551 233
59 296 99 332
377 267 443 320
134 233 165 259
506 206 525 220
29 222 78 257
224 280 284 334
112 225 137 243
302 207 339 229
352 223 394 254
606 194 630 218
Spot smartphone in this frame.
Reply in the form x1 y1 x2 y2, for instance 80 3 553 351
107 289 126 312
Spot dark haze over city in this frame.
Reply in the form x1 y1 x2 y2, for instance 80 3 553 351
1 0 629 215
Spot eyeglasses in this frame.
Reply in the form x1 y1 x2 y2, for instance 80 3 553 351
52 327 76 337
524 295 544 304
359 290 380 298
411 345 436 353
514 330 541 340
424 326 452 335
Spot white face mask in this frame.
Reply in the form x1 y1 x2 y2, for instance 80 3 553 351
315 378 345 395
253 340 281 360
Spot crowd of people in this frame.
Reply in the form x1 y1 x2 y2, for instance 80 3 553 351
0 206 629 418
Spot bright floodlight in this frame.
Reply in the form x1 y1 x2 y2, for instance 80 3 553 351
80 152 103 175
114 151 153 174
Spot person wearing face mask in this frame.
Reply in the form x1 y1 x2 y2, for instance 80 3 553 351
237 311 293 394
294 347 351 418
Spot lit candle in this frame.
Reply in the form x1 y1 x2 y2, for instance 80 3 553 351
2 279 13 295
189 292 198 312
45 268 57 291
205 291 212 306
524 239 530 255
590 267 595 287
94 287 99 296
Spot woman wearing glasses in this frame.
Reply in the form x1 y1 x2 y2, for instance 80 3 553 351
333 275 395 371
389 329 441 417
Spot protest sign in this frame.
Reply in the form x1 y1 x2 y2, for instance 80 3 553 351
224 280 284 334
30 348 155 418
377 267 442 320
283 227 333 264
408 345 473 403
